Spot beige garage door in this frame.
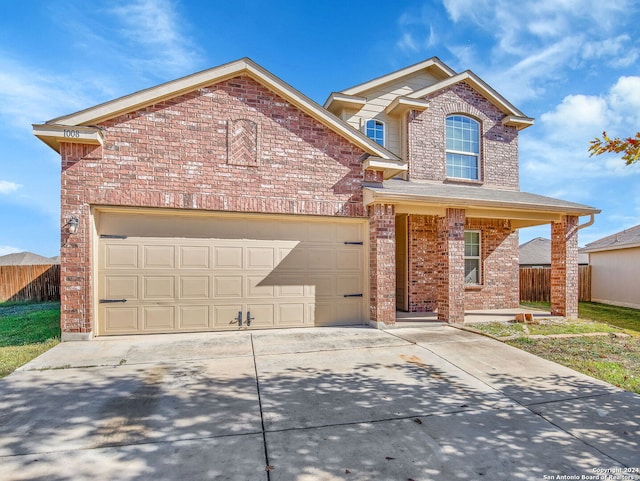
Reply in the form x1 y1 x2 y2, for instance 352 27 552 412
97 212 366 335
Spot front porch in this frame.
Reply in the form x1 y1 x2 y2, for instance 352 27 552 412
393 306 556 328
365 179 600 328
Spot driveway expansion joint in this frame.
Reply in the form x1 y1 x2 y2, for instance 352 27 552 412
250 333 272 480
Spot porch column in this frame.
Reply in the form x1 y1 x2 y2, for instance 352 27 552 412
437 208 465 323
551 215 579 318
368 203 396 326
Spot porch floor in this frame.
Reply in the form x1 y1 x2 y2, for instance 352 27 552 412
394 307 556 328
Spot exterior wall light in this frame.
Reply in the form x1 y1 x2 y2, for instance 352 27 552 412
66 216 79 234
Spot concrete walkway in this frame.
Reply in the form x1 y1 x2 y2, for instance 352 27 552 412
1 326 638 480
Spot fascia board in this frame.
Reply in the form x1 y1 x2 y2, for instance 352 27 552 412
32 124 104 152
409 71 528 118
363 188 600 216
323 92 367 111
340 57 456 96
39 57 399 161
385 97 430 116
582 242 640 253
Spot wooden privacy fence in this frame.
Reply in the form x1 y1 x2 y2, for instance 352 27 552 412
520 265 591 302
0 265 60 302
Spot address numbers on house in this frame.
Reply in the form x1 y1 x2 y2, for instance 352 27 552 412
63 129 81 138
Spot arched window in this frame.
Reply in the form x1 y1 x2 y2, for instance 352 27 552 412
365 119 385 146
446 115 480 180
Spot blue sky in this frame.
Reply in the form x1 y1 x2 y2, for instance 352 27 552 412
1 0 639 257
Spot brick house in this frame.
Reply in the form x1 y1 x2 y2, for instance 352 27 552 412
33 58 598 340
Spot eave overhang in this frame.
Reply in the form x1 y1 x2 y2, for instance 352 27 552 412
362 157 408 180
582 242 640 253
364 182 600 229
33 57 400 162
323 93 367 114
384 97 430 117
31 124 104 151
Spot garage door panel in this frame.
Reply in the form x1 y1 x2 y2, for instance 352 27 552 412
143 277 175 299
143 306 175 330
246 304 274 327
277 303 305 326
98 215 366 335
308 249 337 270
214 246 242 268
105 244 138 269
102 306 139 332
179 305 210 329
247 275 275 298
213 305 243 327
104 276 138 299
179 245 210 269
214 276 243 298
337 248 362 270
144 245 175 269
246 247 275 269
179 276 210 299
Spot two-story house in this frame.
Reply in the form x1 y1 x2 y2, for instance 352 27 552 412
33 57 598 340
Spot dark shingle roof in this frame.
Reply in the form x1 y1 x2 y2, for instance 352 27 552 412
583 224 640 252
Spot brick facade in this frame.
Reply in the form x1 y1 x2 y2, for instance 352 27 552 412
60 75 367 335
404 215 519 315
369 204 396 325
437 209 466 323
407 83 519 189
551 215 579 318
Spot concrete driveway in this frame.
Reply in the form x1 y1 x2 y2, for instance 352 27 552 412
1 326 638 480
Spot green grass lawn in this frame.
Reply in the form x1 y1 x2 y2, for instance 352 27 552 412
0 301 60 378
469 301 640 394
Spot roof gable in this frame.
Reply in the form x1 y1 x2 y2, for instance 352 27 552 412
337 57 456 97
409 71 534 130
33 58 400 161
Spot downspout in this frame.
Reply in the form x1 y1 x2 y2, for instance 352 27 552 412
577 213 595 230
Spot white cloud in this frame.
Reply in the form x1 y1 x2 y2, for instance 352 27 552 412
0 245 22 256
0 180 22 195
109 0 201 76
540 94 610 142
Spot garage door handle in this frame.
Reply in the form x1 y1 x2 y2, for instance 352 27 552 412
99 299 128 303
343 294 363 297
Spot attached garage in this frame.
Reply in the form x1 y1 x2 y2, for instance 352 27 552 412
95 209 367 335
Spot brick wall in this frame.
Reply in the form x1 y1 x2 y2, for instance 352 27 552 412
437 208 466 323
59 75 368 335
369 203 396 325
407 214 439 312
407 83 519 189
464 218 519 310
403 214 518 317
551 215 579 317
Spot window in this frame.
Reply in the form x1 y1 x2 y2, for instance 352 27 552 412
464 231 481 284
365 119 385 146
446 115 480 180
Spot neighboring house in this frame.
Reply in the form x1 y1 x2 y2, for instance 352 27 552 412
582 225 640 309
33 57 599 340
519 237 588 267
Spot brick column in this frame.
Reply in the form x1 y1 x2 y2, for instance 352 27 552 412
60 142 101 340
437 208 466 323
369 203 396 326
551 215 579 318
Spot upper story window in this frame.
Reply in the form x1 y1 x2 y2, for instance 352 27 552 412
446 115 480 180
365 119 385 146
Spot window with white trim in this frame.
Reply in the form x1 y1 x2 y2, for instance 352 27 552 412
464 231 481 284
446 115 480 180
365 119 385 146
